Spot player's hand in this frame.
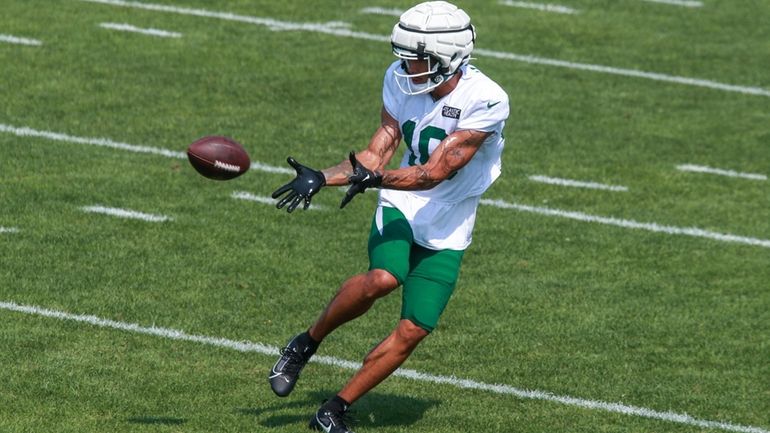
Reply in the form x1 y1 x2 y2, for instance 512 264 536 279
272 157 326 213
340 151 383 209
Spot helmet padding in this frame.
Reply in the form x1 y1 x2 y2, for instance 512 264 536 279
390 1 476 95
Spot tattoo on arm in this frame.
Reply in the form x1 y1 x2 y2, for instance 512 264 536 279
443 146 465 172
321 161 353 185
381 129 492 190
322 108 402 186
381 164 438 189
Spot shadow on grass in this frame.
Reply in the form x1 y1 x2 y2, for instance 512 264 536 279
237 389 439 429
127 416 186 425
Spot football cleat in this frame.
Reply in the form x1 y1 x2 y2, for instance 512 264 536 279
269 333 315 397
309 404 355 433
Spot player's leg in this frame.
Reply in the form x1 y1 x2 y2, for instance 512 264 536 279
309 205 414 340
399 245 464 335
336 319 428 404
272 273 400 398
320 245 464 408
308 269 399 342
270 206 412 398
308 318 426 433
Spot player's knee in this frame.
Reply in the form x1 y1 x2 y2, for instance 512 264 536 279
362 269 399 298
395 319 429 347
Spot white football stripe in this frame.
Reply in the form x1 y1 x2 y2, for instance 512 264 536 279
0 33 42 46
498 0 578 15
99 22 182 38
0 227 20 234
481 199 770 248
0 123 292 175
528 175 628 191
676 164 767 181
0 300 766 433
81 205 172 222
77 0 770 98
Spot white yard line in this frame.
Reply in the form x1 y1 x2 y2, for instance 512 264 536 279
529 175 628 191
0 33 42 46
231 191 324 210
360 6 403 17
640 0 703 7
0 123 185 158
0 300 766 433
481 199 770 248
0 123 292 175
99 22 182 38
77 0 770 98
498 0 578 14
249 161 292 175
232 191 276 206
2 123 767 249
80 0 383 40
676 164 767 181
81 205 172 222
0 227 20 234
472 48 770 97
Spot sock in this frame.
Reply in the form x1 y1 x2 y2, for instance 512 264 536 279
324 395 351 413
295 330 320 357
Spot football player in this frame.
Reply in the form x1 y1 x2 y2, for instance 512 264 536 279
270 2 509 431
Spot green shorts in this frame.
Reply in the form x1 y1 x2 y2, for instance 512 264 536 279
368 206 465 332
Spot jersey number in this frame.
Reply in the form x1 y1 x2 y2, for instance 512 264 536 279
402 120 447 166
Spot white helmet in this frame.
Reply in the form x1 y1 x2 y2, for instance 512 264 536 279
391 1 476 95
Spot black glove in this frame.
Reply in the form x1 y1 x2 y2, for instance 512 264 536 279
271 157 326 213
340 151 383 209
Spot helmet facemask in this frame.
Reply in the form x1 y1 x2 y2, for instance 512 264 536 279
392 44 448 95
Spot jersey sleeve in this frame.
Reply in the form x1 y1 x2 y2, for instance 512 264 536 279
382 61 403 119
457 87 510 132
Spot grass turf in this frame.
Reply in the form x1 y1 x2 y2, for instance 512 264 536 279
1 1 768 432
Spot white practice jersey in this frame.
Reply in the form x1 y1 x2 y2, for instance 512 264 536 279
379 60 510 251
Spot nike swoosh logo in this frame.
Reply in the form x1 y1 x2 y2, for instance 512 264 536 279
268 366 283 379
316 414 333 433
268 370 290 382
268 360 288 380
487 101 501 109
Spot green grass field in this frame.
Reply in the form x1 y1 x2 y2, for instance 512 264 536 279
1 1 768 432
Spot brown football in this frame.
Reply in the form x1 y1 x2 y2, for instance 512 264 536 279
187 136 250 180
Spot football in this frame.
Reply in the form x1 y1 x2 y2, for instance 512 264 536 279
187 136 250 180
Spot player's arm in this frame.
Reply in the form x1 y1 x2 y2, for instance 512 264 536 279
339 128 492 208
321 107 402 187
272 107 400 213
382 129 491 190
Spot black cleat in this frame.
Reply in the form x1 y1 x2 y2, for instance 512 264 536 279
309 403 355 433
269 333 316 397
